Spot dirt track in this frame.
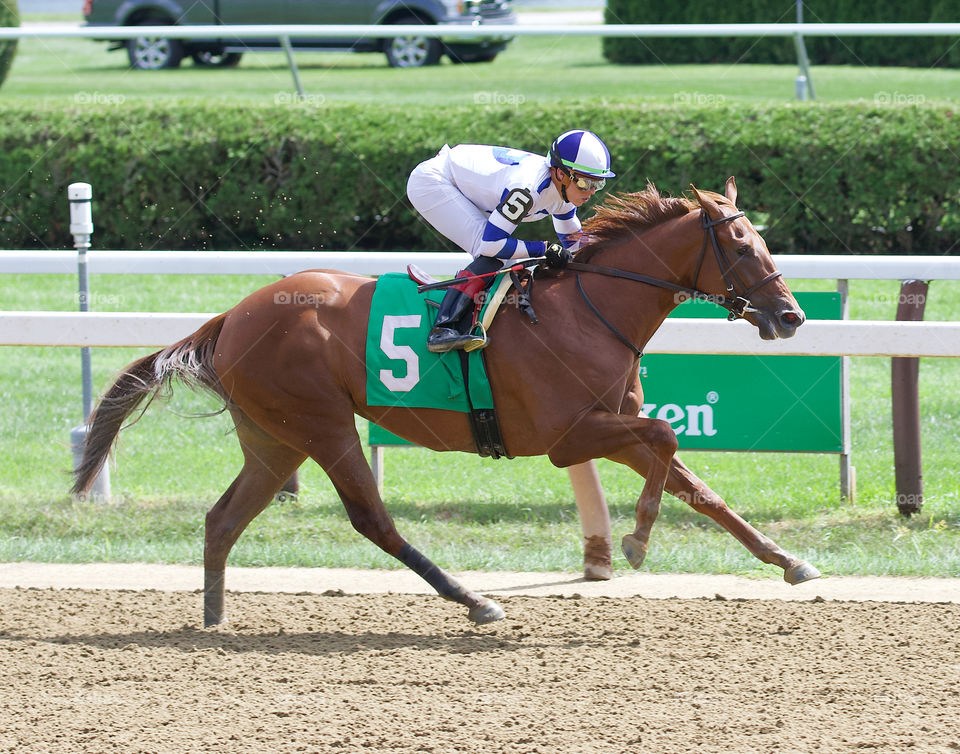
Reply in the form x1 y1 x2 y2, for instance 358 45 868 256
2 583 959 753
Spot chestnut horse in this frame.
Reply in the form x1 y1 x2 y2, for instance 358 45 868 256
73 179 820 626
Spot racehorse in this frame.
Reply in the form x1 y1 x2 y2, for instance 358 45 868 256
73 178 820 626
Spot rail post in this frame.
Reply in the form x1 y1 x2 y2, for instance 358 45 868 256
891 279 928 516
68 182 110 500
837 279 855 501
793 1 816 100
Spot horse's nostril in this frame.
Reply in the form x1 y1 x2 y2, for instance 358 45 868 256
779 310 804 328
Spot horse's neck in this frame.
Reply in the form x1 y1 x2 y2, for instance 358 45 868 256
603 211 702 286
591 212 703 343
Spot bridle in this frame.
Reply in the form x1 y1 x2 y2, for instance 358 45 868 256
565 207 784 358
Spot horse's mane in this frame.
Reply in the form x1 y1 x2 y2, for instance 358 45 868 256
576 182 700 262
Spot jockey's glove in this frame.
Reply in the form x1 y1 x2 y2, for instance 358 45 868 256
544 242 573 269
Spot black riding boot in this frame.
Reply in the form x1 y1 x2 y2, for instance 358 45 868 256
426 288 484 353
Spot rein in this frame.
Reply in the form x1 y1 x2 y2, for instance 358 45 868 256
566 208 783 357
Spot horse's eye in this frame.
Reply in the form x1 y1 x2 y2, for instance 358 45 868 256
736 245 751 256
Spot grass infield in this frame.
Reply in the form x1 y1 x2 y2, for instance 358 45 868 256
4 20 960 106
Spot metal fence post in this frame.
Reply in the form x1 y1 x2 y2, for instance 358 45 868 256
68 182 110 500
837 279 854 501
793 1 816 100
280 36 306 99
891 279 928 516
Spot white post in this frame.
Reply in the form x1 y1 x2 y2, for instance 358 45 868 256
370 445 385 492
567 460 612 580
68 182 110 500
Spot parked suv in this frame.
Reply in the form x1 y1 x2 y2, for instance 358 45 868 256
83 0 516 70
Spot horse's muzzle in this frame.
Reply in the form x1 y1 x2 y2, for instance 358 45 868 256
755 307 805 340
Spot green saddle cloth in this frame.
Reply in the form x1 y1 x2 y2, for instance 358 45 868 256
365 273 500 411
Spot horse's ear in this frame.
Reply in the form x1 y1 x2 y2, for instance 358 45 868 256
725 176 738 206
689 184 719 221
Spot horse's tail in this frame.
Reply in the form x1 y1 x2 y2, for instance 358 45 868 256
71 313 228 496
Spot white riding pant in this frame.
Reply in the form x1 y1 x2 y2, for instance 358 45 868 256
406 145 490 259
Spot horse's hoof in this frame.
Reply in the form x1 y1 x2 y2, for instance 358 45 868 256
468 598 505 625
784 561 822 585
621 533 649 570
583 562 612 581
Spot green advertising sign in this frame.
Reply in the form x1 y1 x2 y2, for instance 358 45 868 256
369 292 843 454
640 292 842 452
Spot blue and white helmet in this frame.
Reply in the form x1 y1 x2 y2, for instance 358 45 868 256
549 130 615 179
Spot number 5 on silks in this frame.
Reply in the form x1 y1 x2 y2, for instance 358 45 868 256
379 315 421 392
497 188 533 223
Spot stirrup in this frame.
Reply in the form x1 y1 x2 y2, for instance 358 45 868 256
462 323 488 352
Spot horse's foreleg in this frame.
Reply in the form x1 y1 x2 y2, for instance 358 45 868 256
550 412 678 571
607 432 677 570
665 456 820 584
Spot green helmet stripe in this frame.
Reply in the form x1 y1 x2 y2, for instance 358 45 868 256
560 157 607 175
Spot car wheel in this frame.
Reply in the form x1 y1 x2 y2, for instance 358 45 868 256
191 51 243 68
126 20 184 70
384 15 442 68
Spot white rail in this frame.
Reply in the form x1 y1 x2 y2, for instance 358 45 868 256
2 250 959 280
2 312 959 357
2 23 960 40
2 252 958 355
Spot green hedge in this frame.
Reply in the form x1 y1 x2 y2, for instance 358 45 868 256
603 0 960 67
0 101 957 254
0 0 18 89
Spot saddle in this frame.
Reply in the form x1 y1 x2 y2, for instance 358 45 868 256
406 263 538 342
375 263 536 460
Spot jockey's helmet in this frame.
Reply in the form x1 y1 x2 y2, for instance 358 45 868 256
549 130 616 179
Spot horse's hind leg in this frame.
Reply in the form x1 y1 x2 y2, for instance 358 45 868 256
294 423 505 624
204 409 307 626
665 456 820 584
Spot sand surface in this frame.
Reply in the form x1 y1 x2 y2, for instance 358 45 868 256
1 564 959 752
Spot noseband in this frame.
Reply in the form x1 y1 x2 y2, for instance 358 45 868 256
566 208 784 358
692 209 783 320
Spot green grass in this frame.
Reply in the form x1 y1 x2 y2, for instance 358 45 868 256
1 274 959 577
4 28 960 106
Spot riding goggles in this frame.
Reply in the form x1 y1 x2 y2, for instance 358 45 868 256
567 170 606 192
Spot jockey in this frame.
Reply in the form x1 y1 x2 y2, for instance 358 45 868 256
406 129 615 353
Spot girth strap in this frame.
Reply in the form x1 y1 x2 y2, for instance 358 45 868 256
457 350 511 460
